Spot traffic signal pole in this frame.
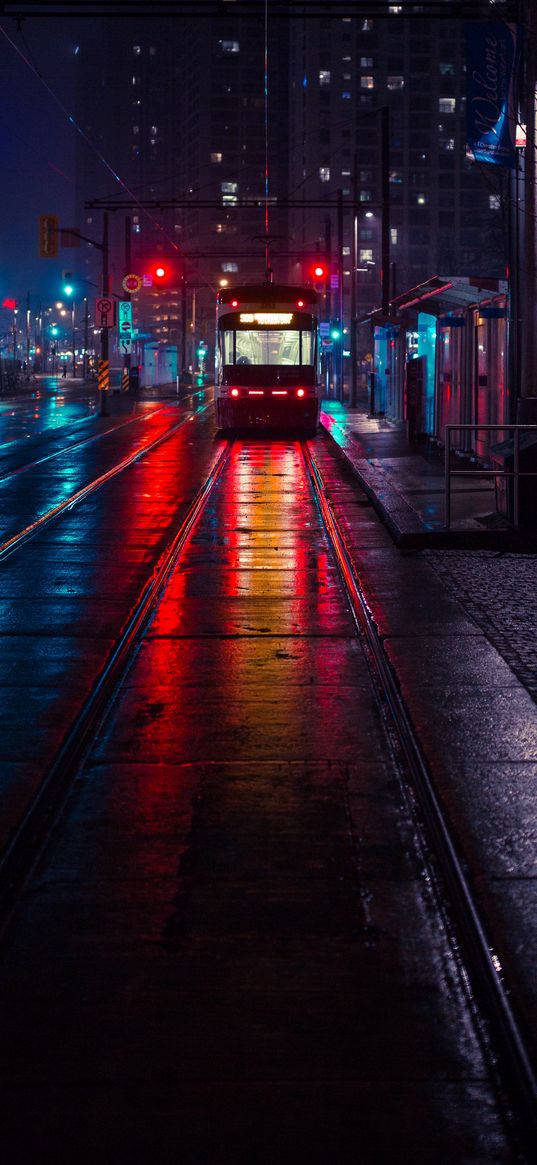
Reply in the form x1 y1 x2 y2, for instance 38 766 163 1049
123 216 132 393
99 211 109 417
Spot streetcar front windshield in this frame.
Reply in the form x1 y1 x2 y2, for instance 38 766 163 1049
221 329 314 366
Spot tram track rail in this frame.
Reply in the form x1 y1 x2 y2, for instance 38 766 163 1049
0 401 211 562
1 423 535 1154
0 401 170 484
303 438 537 1158
0 438 233 938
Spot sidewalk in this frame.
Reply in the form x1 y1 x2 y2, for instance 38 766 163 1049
320 394 532 549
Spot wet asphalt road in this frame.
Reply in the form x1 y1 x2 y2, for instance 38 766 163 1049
0 386 530 1162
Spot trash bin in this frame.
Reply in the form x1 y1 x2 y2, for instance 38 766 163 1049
129 365 140 392
490 431 537 526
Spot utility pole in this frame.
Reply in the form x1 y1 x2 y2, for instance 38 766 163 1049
25 292 30 374
337 188 344 401
521 0 537 400
351 153 358 408
380 105 391 318
181 271 187 383
83 298 89 380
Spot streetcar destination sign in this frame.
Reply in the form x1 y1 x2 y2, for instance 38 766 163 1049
239 312 293 325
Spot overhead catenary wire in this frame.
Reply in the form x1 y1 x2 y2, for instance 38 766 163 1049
264 0 271 282
0 19 219 295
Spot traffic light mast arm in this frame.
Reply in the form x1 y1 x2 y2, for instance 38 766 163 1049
59 226 104 252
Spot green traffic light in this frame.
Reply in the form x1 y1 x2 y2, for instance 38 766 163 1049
64 284 74 297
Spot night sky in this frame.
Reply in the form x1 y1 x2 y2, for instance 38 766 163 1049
0 17 79 312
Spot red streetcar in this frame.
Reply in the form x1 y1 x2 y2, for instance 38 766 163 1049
215 284 321 435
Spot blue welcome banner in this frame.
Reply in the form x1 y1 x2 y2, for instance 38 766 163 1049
465 22 519 168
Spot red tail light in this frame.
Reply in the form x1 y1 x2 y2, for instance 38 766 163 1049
231 388 239 397
296 388 305 398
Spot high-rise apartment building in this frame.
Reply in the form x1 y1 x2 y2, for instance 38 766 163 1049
74 11 507 369
74 17 288 365
288 12 507 344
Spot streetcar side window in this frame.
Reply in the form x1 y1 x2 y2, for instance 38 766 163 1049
220 328 314 365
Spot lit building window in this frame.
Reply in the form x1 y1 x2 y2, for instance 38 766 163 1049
319 70 331 85
361 76 375 89
221 182 238 193
361 20 373 30
133 45 141 55
417 194 427 205
342 246 350 256
489 194 501 210
222 262 239 272
360 57 373 67
211 152 223 163
360 190 372 202
360 249 374 262
132 75 140 86
439 97 456 113
341 92 352 100
390 170 403 184
441 138 455 151
387 76 404 90
319 166 330 182
220 40 239 53
390 228 398 245
133 125 139 135
151 125 158 136
440 62 455 76
341 170 351 177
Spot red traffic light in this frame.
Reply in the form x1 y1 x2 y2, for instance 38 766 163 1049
147 259 178 287
310 260 328 283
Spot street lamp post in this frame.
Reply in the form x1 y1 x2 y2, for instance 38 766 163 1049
55 214 109 413
63 283 76 377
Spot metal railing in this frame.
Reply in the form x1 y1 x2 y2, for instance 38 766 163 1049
444 423 537 529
